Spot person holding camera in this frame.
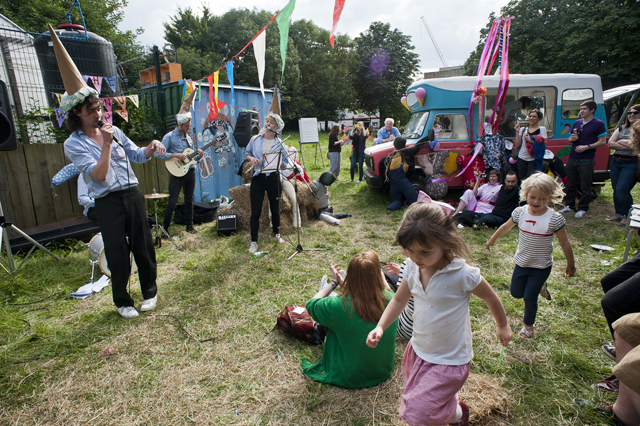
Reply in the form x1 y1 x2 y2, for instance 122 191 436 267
453 169 503 218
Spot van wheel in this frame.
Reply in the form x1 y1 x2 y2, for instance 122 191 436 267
411 180 426 193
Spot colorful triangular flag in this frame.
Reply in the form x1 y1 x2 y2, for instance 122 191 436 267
226 61 235 110
54 108 68 128
126 95 139 108
115 110 129 122
276 0 296 78
104 76 117 93
252 30 266 98
88 76 103 93
114 96 127 111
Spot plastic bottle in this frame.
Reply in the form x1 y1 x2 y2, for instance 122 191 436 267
251 251 269 259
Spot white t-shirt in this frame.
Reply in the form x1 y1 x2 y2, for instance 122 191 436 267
404 258 481 365
512 206 565 269
517 126 548 161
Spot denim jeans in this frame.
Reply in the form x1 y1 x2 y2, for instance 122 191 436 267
564 159 595 212
600 251 640 337
510 264 552 325
328 152 341 178
610 157 638 217
350 152 365 181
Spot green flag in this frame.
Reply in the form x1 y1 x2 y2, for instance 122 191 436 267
276 0 296 79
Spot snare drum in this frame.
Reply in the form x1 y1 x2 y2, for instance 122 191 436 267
87 233 138 278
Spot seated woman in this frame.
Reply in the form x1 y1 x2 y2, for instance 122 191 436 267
453 169 502 219
301 251 398 388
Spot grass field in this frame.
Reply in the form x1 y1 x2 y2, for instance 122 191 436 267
0 132 637 425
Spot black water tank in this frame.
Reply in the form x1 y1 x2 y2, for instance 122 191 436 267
33 24 119 108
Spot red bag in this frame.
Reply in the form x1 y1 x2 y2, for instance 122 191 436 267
275 305 316 342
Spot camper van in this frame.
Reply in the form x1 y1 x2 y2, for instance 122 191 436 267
363 74 609 189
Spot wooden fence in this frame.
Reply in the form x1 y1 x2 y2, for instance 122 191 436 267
0 144 169 237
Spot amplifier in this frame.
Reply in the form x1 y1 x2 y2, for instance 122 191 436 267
217 214 237 236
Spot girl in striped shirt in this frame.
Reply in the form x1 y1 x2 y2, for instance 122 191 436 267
486 172 576 338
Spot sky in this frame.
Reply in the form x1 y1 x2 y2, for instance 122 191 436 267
119 0 511 73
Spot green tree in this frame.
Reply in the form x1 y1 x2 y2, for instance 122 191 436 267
464 0 640 89
352 22 420 123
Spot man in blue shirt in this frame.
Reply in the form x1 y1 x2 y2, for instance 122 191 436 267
559 101 607 218
50 23 166 318
155 93 203 235
376 118 401 145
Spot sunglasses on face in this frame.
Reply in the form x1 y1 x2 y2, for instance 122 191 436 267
629 111 640 116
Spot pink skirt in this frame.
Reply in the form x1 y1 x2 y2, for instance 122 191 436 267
399 340 470 426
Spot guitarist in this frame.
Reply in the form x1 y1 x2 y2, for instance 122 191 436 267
155 92 203 235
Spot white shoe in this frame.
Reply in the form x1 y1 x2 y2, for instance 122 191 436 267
117 306 139 319
273 233 284 243
457 224 465 229
140 296 157 312
356 180 363 184
574 210 587 218
249 242 258 253
558 206 574 214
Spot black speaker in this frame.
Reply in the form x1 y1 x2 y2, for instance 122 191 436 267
217 214 237 236
233 111 260 148
0 79 17 152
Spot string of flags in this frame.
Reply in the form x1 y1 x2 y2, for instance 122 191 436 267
53 94 139 127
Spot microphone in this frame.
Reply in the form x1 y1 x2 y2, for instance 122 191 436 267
97 120 124 147
266 127 281 136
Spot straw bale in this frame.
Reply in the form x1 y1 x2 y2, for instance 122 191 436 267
240 161 253 183
460 373 510 424
293 180 319 221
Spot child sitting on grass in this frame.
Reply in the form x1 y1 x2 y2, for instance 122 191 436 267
486 172 575 339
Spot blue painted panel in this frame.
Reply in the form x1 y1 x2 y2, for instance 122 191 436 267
189 85 275 202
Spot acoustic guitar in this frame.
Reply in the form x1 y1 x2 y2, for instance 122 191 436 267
165 133 227 177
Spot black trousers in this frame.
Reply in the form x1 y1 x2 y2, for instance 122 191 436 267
600 251 640 337
564 159 595 212
95 188 157 308
250 173 281 242
163 168 196 229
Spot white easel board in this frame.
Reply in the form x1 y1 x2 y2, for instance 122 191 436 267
298 118 319 144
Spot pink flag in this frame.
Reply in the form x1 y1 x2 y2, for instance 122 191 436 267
102 97 113 113
214 71 220 113
207 75 215 121
89 76 103 93
54 108 68 128
103 110 112 125
330 0 346 48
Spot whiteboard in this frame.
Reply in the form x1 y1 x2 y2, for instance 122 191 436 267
298 118 319 144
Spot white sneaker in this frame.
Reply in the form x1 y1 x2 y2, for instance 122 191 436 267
457 224 465 229
356 180 363 184
117 306 139 319
140 296 157 312
574 210 587 218
249 242 258 253
558 206 574 214
273 233 284 243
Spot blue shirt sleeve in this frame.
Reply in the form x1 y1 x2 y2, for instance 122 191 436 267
392 128 401 137
116 127 150 164
155 132 173 160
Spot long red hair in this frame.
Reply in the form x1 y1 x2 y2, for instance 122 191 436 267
341 250 388 323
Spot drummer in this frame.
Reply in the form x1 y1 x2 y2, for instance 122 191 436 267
50 25 165 319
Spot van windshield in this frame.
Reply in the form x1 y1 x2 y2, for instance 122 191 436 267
403 111 429 139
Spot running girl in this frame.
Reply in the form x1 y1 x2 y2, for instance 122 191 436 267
486 172 575 338
366 202 512 426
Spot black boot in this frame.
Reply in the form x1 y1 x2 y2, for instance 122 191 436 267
186 224 197 234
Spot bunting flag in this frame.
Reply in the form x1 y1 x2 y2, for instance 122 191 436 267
89 76 103 93
115 110 129 122
252 29 267 98
101 97 113 112
214 71 219 113
104 76 117 93
126 94 139 108
82 75 90 83
197 80 202 103
225 61 235 110
330 0 346 48
54 93 63 105
103 109 113 125
207 74 215 121
276 0 296 78
114 96 127 111
54 108 68 128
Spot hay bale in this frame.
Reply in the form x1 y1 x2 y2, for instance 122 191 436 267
240 161 253 183
459 373 510 425
293 180 319 221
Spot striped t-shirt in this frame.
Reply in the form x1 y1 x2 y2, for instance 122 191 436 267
512 206 565 269
395 261 415 340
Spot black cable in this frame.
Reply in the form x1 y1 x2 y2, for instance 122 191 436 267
152 314 216 343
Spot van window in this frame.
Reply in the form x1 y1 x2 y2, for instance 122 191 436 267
403 111 429 138
433 114 468 140
486 87 556 137
562 89 594 119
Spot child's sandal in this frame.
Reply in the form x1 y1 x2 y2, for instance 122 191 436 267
518 326 534 339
